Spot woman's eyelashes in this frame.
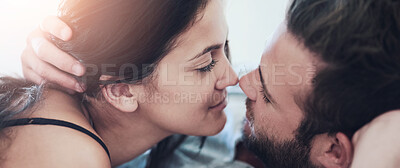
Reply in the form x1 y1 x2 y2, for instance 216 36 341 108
196 59 218 72
195 41 228 73
224 40 230 58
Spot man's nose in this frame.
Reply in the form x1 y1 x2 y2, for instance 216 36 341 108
239 69 258 101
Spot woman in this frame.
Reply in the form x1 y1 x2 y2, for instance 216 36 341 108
1 0 239 167
18 0 400 167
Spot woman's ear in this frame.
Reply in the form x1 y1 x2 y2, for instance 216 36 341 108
100 75 138 113
101 83 138 113
316 132 353 168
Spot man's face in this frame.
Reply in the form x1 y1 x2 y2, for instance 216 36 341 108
239 25 319 168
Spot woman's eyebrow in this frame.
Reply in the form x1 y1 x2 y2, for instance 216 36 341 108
188 43 223 61
259 66 276 104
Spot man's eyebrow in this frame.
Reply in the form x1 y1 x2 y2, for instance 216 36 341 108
259 66 276 104
189 43 223 61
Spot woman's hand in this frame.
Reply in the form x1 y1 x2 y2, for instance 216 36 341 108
351 110 400 168
21 16 86 93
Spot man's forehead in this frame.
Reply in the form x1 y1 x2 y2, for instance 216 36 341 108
261 31 317 79
259 30 318 106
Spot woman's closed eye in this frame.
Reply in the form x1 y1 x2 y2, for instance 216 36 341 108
196 59 218 72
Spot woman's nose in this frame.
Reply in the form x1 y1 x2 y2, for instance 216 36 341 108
215 63 239 90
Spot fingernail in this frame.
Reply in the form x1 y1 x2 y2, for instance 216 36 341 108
31 37 44 55
75 82 85 93
80 82 87 91
61 28 71 41
72 63 84 76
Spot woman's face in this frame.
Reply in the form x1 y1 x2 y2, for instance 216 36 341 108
136 0 238 136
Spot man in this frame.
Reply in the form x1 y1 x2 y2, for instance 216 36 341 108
239 0 400 167
20 0 400 167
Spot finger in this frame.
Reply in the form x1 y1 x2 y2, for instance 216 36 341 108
30 37 85 76
23 67 77 95
21 45 45 84
40 16 72 41
46 83 77 95
22 66 45 85
23 69 77 95
25 27 85 77
24 50 84 92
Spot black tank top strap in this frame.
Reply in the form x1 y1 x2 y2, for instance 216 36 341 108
3 118 111 160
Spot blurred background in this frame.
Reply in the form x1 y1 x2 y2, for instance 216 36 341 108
0 0 289 125
0 0 289 77
0 0 59 76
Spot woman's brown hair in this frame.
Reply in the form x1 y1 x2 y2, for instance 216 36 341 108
0 0 210 167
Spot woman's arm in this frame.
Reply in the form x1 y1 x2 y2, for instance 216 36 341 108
351 110 400 168
21 16 86 93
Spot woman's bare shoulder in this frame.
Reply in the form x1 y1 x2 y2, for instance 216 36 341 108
2 89 110 167
4 124 110 168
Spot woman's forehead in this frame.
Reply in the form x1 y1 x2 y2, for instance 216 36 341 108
169 0 228 62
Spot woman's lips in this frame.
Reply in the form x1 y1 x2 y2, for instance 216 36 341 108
209 98 227 112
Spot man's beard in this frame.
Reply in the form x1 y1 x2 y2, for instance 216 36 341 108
243 99 318 168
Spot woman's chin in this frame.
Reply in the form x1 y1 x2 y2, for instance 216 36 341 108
189 113 227 136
